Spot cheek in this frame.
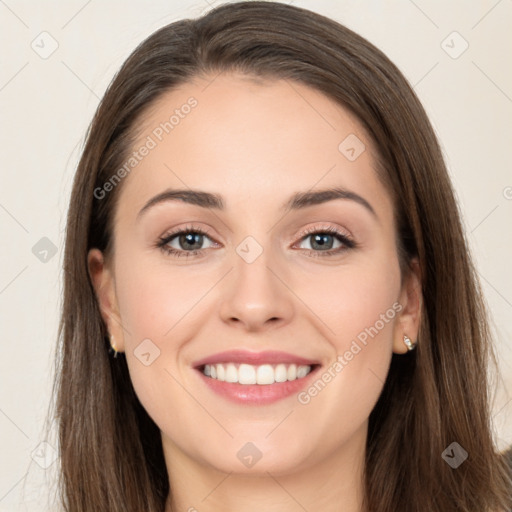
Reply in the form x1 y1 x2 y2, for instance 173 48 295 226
295 253 402 351
112 255 209 427
295 254 400 393
290 257 401 451
114 253 215 346
111 250 225 415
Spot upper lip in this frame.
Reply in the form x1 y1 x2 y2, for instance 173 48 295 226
192 350 320 368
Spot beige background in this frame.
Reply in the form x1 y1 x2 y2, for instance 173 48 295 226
1 0 511 509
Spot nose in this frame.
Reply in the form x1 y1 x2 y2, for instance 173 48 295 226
219 249 295 333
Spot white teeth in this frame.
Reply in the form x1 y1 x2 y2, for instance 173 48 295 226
256 364 274 385
287 364 297 380
216 364 225 381
275 363 288 382
296 365 309 378
239 364 256 384
202 362 313 385
225 363 238 383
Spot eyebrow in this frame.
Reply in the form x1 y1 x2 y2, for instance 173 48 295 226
137 186 377 220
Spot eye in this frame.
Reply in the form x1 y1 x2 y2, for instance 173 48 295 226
157 225 217 258
294 225 356 257
156 224 356 259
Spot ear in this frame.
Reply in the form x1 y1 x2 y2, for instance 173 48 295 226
392 258 422 354
87 248 125 353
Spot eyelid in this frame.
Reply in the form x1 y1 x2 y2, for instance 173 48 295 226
158 223 218 246
291 224 356 252
293 223 353 242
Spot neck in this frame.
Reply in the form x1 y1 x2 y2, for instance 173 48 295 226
163 424 367 512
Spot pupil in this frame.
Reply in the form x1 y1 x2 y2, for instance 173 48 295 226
312 234 333 250
180 233 202 250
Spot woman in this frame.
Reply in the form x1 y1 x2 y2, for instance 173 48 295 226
52 1 512 511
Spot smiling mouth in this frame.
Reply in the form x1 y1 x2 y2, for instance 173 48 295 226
200 362 318 385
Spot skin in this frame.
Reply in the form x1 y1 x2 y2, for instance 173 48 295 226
88 73 421 512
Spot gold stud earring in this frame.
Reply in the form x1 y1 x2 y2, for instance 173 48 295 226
109 333 119 358
403 334 416 351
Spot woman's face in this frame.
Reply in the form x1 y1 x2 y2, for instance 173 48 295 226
89 73 420 476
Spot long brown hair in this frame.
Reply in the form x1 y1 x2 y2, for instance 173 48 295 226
51 2 512 510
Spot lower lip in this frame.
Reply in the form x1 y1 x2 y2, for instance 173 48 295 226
196 366 320 405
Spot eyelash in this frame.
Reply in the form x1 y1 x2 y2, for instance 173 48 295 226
156 223 357 259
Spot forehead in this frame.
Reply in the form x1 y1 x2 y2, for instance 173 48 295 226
116 72 392 223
